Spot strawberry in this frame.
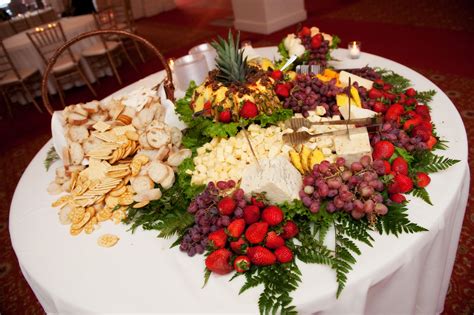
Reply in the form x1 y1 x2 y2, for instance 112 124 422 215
398 93 407 104
208 229 227 249
405 98 417 106
218 110 232 123
385 103 404 121
205 248 233 275
270 70 283 81
203 100 212 116
391 173 414 194
403 117 422 130
418 120 433 133
390 193 406 203
384 91 396 101
247 246 276 266
243 205 260 224
372 140 395 160
383 160 392 175
405 88 416 97
373 79 385 88
412 125 431 142
230 237 248 254
416 172 431 188
227 218 246 238
265 231 285 249
391 157 409 175
281 220 299 239
218 197 236 215
415 105 431 120
426 135 437 150
251 197 265 209
274 246 293 263
372 101 387 113
245 221 268 244
368 88 383 99
298 26 311 37
239 101 259 118
234 255 251 273
310 34 323 48
261 206 284 226
275 83 290 98
383 83 393 91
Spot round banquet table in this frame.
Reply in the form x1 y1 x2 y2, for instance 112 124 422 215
10 47 470 314
3 14 99 94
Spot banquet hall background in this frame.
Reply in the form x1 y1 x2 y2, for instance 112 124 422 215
0 0 472 314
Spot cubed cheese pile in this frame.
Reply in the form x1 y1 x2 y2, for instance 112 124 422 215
190 124 293 185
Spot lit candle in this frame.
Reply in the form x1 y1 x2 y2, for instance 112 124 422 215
348 41 361 59
35 27 40 31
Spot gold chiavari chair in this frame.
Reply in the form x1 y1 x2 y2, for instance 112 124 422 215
109 0 145 62
27 22 96 107
0 41 42 116
38 8 59 25
81 8 134 85
9 15 31 33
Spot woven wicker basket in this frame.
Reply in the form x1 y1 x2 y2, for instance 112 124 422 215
41 29 175 115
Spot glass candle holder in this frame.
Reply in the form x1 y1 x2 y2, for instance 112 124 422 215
173 53 208 91
348 41 361 59
189 43 217 70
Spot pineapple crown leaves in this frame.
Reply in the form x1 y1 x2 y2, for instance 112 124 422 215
211 30 249 84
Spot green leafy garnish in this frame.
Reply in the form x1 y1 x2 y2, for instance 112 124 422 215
44 146 60 171
376 68 411 94
416 89 436 104
411 151 460 174
410 187 433 205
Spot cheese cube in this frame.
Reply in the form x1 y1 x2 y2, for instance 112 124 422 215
333 127 372 165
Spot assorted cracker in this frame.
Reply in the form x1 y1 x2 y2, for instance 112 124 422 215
48 88 192 239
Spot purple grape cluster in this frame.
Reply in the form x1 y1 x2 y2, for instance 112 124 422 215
283 74 343 117
180 180 244 256
370 121 428 152
346 66 382 82
299 156 389 220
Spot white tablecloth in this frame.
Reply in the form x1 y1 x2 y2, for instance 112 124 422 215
9 48 470 314
3 14 98 94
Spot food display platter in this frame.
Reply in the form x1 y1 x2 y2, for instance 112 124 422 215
9 47 469 314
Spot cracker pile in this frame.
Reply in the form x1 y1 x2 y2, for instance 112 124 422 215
48 88 191 238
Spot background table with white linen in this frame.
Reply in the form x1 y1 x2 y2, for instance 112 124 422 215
9 48 470 314
3 14 99 94
94 0 176 19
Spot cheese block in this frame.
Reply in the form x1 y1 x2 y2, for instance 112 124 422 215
339 104 377 120
240 157 302 204
339 71 373 90
333 127 372 165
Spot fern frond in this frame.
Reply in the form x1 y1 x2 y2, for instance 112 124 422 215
375 202 427 236
410 187 433 205
412 151 460 173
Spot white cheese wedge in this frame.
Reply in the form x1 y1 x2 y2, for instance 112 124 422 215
333 127 372 165
240 157 302 204
339 104 377 120
339 71 374 90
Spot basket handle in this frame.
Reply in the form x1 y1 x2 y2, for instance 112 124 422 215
41 29 175 115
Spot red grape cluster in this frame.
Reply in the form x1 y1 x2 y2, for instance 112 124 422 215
370 121 428 152
180 180 245 256
299 156 389 219
283 74 343 117
346 67 382 82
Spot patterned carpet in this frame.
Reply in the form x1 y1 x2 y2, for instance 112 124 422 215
0 0 473 314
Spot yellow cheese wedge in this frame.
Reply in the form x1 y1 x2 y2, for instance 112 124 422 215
350 86 362 107
336 93 359 108
289 150 304 174
300 145 311 173
309 149 325 169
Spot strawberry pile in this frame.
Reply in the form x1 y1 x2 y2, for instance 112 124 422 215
205 197 299 275
356 80 437 152
372 140 431 203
